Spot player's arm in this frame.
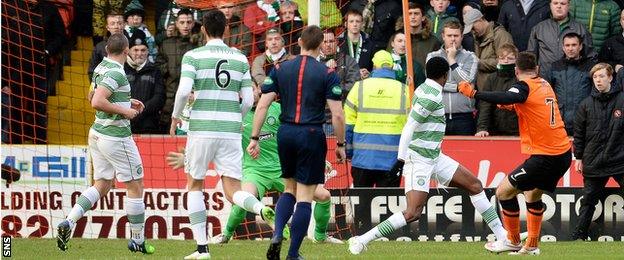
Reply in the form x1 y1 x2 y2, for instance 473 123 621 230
390 95 435 176
240 70 254 118
247 91 276 159
248 69 279 159
326 70 346 162
458 81 529 105
171 54 196 135
91 73 137 119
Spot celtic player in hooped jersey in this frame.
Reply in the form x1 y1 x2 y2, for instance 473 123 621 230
348 57 508 255
169 11 273 260
56 34 154 254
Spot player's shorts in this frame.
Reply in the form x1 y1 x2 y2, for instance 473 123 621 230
185 136 242 180
277 123 326 185
508 149 572 192
403 151 459 193
88 129 144 182
242 168 285 198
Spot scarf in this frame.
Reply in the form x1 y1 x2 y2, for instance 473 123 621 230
519 0 534 15
362 0 376 34
266 48 286 63
257 0 280 22
320 53 335 62
392 51 406 83
126 56 147 71
347 33 363 62
497 63 515 78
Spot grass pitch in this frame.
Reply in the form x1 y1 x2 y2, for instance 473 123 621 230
11 238 624 259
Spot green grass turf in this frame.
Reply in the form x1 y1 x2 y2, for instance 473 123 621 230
10 238 624 259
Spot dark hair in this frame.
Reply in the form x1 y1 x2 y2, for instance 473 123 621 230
344 9 363 22
409 2 425 13
516 52 538 71
323 28 336 36
300 25 324 50
202 10 226 38
177 8 194 20
426 57 450 80
562 32 582 44
106 33 128 55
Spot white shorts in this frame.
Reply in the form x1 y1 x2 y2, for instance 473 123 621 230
185 136 242 180
403 151 459 193
88 129 144 182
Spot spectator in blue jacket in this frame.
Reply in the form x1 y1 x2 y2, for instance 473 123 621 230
547 32 597 135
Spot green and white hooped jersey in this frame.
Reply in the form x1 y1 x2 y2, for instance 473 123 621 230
180 40 253 139
90 57 132 139
408 79 446 159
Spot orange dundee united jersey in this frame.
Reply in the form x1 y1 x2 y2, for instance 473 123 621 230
469 76 572 193
514 77 571 155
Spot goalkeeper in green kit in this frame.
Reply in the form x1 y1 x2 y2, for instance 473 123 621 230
167 83 343 244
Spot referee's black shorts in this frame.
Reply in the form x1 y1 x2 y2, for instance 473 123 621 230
508 149 572 192
277 123 327 185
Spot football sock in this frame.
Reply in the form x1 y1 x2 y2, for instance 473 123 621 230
470 191 506 241
224 205 247 239
188 191 208 252
313 200 331 241
126 197 145 244
273 192 296 241
233 190 264 215
288 202 312 257
358 212 406 244
66 186 100 228
499 198 521 244
526 200 545 248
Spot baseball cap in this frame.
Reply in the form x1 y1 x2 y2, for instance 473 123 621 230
462 8 484 35
372 50 394 68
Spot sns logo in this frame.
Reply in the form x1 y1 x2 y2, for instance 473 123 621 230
2 236 11 257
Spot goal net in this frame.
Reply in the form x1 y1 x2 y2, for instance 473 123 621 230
1 0 357 241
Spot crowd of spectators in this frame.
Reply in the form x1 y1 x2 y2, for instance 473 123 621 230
91 0 624 137
3 0 624 140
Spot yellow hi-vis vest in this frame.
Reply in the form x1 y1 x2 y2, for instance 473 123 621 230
344 77 409 136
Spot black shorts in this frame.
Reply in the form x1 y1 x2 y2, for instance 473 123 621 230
277 124 327 185
508 149 572 192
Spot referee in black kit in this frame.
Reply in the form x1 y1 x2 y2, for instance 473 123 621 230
246 25 346 260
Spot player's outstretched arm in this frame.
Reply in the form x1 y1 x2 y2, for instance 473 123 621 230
247 92 277 159
91 85 138 119
458 81 529 105
170 77 193 135
328 99 346 163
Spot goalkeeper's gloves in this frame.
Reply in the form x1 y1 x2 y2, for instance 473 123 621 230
388 160 405 177
458 81 477 98
165 148 185 170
